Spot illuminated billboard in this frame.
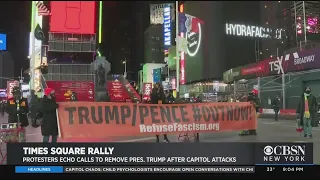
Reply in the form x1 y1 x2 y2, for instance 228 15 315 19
179 13 204 84
150 3 175 25
49 1 96 34
225 23 286 39
0 34 6 51
163 4 172 47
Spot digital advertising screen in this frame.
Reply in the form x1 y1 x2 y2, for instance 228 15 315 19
183 1 260 81
49 1 96 34
179 13 204 83
0 33 7 51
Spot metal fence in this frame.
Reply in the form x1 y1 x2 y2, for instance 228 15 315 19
48 64 93 74
43 74 94 81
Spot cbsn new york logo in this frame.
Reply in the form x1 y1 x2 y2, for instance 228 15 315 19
263 145 306 162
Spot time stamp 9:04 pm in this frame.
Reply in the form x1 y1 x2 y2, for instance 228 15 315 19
266 166 305 172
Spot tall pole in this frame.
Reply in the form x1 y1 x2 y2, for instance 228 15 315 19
294 1 298 47
302 1 307 44
124 60 127 78
277 47 286 109
30 2 36 91
175 1 180 97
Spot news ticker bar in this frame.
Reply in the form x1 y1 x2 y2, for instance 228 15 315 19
12 165 317 174
15 166 255 173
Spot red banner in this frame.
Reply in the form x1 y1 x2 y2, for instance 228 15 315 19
57 102 257 138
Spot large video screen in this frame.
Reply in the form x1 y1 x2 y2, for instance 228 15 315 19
49 1 96 34
183 1 260 82
179 13 204 83
0 34 7 51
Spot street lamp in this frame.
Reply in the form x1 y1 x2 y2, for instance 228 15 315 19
122 60 127 78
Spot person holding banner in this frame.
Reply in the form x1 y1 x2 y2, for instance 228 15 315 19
40 88 59 143
239 90 259 136
151 83 170 143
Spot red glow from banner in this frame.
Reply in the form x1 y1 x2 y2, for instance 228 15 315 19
49 1 96 34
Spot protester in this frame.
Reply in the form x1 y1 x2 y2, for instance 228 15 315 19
166 90 175 103
0 100 5 116
239 90 259 136
296 87 317 138
151 83 170 143
40 88 59 143
272 94 281 121
6 86 29 127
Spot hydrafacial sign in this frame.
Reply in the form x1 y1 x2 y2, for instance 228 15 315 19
163 4 171 47
225 23 286 39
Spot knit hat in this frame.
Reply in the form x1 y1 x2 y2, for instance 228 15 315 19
44 88 54 96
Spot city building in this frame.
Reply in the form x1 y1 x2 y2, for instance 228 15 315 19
132 2 150 81
292 1 320 44
144 25 164 64
0 51 14 88
103 2 136 80
259 1 293 60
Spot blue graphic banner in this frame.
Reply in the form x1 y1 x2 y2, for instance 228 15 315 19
0 33 7 51
163 4 171 47
153 68 161 83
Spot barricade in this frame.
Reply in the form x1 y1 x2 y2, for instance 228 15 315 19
0 123 25 164
56 102 257 139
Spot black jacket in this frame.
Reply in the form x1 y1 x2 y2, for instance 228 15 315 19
40 96 59 136
151 87 165 104
272 97 281 109
6 97 29 127
29 95 40 119
296 94 317 125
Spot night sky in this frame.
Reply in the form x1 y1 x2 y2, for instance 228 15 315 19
0 1 145 81
0 1 30 77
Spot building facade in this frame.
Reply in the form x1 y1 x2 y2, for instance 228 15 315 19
259 1 292 60
0 51 14 88
144 25 164 64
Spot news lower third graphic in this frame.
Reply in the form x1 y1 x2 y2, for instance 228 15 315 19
6 143 314 173
255 143 313 165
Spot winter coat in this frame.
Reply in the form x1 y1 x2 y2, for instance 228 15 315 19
40 96 59 136
296 94 317 126
272 97 281 109
6 97 29 127
151 87 165 104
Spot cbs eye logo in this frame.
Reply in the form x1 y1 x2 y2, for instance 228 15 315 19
263 146 274 156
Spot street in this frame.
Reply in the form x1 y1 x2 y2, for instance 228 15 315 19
1 115 319 164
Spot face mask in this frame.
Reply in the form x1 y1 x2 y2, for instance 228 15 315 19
305 90 311 94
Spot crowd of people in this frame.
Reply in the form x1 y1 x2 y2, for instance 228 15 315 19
3 84 318 143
